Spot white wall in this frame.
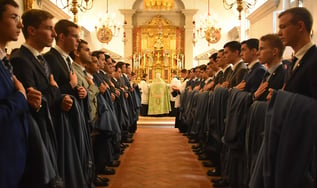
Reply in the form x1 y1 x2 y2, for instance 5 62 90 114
248 0 317 59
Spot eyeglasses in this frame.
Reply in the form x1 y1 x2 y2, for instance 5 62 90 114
10 14 21 24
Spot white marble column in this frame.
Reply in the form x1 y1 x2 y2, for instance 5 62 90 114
181 9 197 69
119 9 136 61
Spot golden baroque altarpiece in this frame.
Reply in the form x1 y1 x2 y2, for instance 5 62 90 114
132 15 184 83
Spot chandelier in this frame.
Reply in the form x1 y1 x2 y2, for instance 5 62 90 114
144 0 174 10
223 0 257 20
193 0 221 45
95 0 122 44
60 0 94 23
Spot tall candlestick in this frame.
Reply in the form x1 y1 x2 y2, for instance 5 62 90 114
138 53 141 66
181 54 184 68
171 53 174 68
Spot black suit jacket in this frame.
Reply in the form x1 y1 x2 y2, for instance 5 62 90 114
11 46 61 109
11 46 62 186
44 47 77 97
245 62 266 93
98 71 116 94
228 61 248 88
122 74 131 88
285 45 317 99
257 64 286 101
111 77 125 90
214 70 224 85
223 66 233 82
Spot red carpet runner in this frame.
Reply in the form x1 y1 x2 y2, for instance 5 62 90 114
103 127 213 188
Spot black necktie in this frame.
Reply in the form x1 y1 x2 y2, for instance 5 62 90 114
66 57 73 72
37 55 50 79
291 56 298 71
83 69 88 76
2 56 13 77
263 71 270 82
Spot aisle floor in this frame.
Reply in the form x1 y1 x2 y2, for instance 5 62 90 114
101 127 213 188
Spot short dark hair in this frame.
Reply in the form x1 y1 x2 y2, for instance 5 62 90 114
209 52 218 62
241 38 259 51
260 34 285 58
54 19 78 41
104 54 111 61
224 41 241 54
181 69 187 74
111 58 116 64
92 50 104 59
200 64 207 71
77 39 88 51
21 9 54 39
0 0 18 20
69 39 88 59
142 73 147 79
114 63 121 71
279 7 313 33
116 61 125 69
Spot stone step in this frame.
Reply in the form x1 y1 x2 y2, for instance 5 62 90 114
137 116 175 127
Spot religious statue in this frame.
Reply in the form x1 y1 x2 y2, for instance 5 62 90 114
153 30 164 50
148 73 171 115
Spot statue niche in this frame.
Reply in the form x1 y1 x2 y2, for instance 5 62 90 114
132 15 184 83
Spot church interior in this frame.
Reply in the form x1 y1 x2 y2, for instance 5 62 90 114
2 0 317 188
10 0 317 83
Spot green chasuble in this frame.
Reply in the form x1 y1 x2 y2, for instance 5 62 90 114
148 77 171 115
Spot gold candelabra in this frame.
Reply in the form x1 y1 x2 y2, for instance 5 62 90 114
223 0 257 20
61 0 94 23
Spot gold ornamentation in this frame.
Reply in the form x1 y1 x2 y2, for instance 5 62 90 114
59 0 94 23
205 27 221 44
96 25 113 44
223 0 257 20
95 0 121 44
132 15 184 83
24 0 34 11
193 0 221 45
144 0 174 10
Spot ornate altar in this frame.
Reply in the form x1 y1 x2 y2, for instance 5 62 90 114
132 15 184 83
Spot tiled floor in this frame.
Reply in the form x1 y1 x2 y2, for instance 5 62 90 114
100 127 213 188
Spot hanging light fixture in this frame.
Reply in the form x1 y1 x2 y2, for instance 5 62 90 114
144 0 174 10
60 0 94 23
223 0 257 20
95 0 122 44
193 0 221 45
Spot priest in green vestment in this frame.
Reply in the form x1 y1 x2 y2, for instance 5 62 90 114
148 73 171 115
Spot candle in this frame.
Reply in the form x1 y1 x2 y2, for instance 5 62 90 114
181 54 184 68
137 53 141 67
144 53 146 65
133 53 135 68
